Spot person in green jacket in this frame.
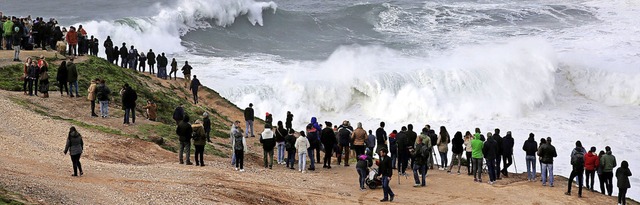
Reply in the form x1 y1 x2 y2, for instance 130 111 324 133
600 146 617 196
67 58 79 97
471 128 484 182
3 17 14 50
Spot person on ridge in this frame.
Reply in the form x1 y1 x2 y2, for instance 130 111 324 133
275 121 287 165
493 128 503 180
501 131 515 177
260 124 276 169
406 124 418 170
583 146 599 192
119 43 128 68
616 161 632 205
172 104 185 125
538 137 558 187
87 78 99 117
600 146 617 196
121 84 137 126
389 130 397 169
182 61 192 88
146 49 156 74
176 115 193 165
56 61 69 97
367 130 376 157
202 112 212 142
522 133 538 181
309 117 322 164
471 128 484 183
96 79 111 118
63 126 84 176
448 131 464 174
192 120 207 166
243 103 255 137
67 58 79 97
160 53 169 79
565 143 585 197
169 58 177 80
295 131 310 173
321 121 337 169
265 112 273 127
190 75 201 104
305 124 319 171
138 51 147 72
232 121 247 172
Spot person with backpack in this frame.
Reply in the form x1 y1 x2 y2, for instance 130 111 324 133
321 121 337 169
192 120 207 166
569 141 586 189
539 137 558 187
176 115 193 165
522 133 538 181
63 126 84 176
471 128 484 183
412 137 429 187
305 124 319 171
295 131 310 173
600 146 617 196
96 79 111 118
448 131 464 174
232 121 247 172
337 121 353 166
260 124 276 169
244 103 254 137
437 126 450 171
389 130 397 169
501 131 515 177
566 144 585 197
616 161 632 205
483 132 498 185
285 129 297 170
173 105 185 125
584 147 599 192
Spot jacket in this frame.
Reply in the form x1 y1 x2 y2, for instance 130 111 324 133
275 126 286 143
294 136 310 154
190 78 201 92
502 134 514 156
260 129 276 151
482 137 498 160
389 135 397 153
411 143 429 166
437 133 450 153
147 52 156 64
493 133 503 156
66 30 77 45
192 123 207 146
176 121 193 142
375 128 387 147
321 127 337 146
119 46 128 59
538 143 557 164
143 103 157 120
584 152 599 171
616 165 632 189
87 81 97 101
182 64 192 74
3 21 13 37
396 131 409 151
451 135 464 154
244 107 254 121
600 152 617 173
379 155 393 178
522 136 538 156
171 60 177 71
121 87 137 109
471 133 484 159
231 129 248 152
64 131 84 155
67 62 78 82
367 134 376 148
56 64 68 82
351 128 367 146
338 126 353 146
406 130 417 149
285 134 297 152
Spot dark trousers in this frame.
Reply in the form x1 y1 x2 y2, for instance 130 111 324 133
567 169 583 196
58 81 68 95
192 90 198 104
149 63 155 74
316 144 321 163
323 144 333 167
495 155 502 178
194 145 205 165
413 164 427 186
487 158 496 182
70 153 83 176
90 100 96 115
502 154 513 174
603 172 614 196
121 57 128 68
169 69 177 80
23 79 28 93
381 176 394 200
598 173 605 194
390 150 397 169
27 79 34 95
466 152 472 174
124 108 135 124
619 188 628 205
354 145 365 156
357 167 367 189
234 150 244 169
585 170 595 190
399 149 410 174
286 150 296 168
338 145 350 165
307 147 315 169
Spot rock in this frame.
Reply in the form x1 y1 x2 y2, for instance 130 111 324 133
148 136 164 145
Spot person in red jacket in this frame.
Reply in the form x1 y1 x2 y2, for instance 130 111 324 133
65 26 78 56
583 146 600 192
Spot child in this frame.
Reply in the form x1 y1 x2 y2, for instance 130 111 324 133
356 154 369 191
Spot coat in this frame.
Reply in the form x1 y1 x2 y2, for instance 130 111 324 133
451 135 464 154
56 64 68 83
294 136 310 154
87 81 97 101
66 30 78 45
437 133 450 153
66 62 78 82
538 143 557 164
351 128 367 146
243 107 254 121
260 129 276 151
143 103 157 120
321 128 337 147
584 152 600 171
600 152 617 173
502 134 514 156
192 123 207 146
121 87 137 109
522 136 538 156
482 137 498 160
616 166 632 189
176 121 193 142
64 131 84 155
471 133 484 159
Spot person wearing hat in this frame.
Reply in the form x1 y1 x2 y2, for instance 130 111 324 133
203 112 212 142
356 154 369 190
584 146 600 192
190 75 201 104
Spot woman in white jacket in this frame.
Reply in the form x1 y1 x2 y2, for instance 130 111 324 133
295 131 310 173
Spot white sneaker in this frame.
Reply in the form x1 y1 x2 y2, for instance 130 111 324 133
302 171 306 173
240 169 245 172
235 168 238 171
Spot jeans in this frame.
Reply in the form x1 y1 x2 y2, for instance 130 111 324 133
567 169 583 196
487 158 496 182
245 120 254 137
598 173 605 194
99 101 109 117
381 176 394 200
148 63 155 74
298 153 307 171
307 148 315 169
526 155 536 180
439 151 448 168
69 81 79 96
603 172 613 196
4 36 12 50
231 151 236 166
585 170 595 190
287 150 296 168
124 108 135 124
390 150 397 169
68 44 77 56
495 155 502 178
121 57 127 67
619 188 628 205
472 158 483 180
502 154 513 174
541 163 554 186
413 164 427 186
466 152 472 174
194 145 205 165
192 90 198 104
179 141 191 163
13 45 20 60
399 150 409 174
323 144 333 167
235 150 244 169
70 153 83 176
263 149 274 168
357 168 367 189
338 145 350 165
449 152 462 172
276 142 285 163
90 100 96 115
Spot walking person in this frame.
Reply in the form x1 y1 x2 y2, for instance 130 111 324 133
539 137 558 187
147 49 155 74
321 121 337 169
483 132 498 185
87 78 99 117
189 75 201 104
96 79 111 118
260 124 276 169
182 61 192 88
471 128 484 182
192 120 207 166
378 148 394 202
63 126 84 176
600 146 617 196
501 131 515 177
356 154 369 190
584 147 599 192
285 129 297 170
295 131 310 173
202 112 211 142
56 61 69 96
169 58 177 80
275 121 287 165
412 137 429 187
67 58 78 97
565 145 585 197
616 161 632 205
244 103 255 137
176 115 193 165
232 121 247 172
522 133 538 181
448 131 464 174
437 126 450 171
121 84 137 126
464 131 473 175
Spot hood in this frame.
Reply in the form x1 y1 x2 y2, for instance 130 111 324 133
621 161 629 169
527 135 534 141
473 133 481 140
574 147 584 154
192 123 203 129
606 151 612 155
310 117 317 124
69 131 81 138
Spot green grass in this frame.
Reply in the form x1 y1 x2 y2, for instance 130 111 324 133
0 187 27 205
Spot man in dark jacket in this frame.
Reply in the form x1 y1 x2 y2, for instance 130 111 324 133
182 61 193 88
501 131 515 177
321 121 337 169
566 146 585 197
190 75 201 104
522 133 538 181
483 133 499 184
378 148 394 202
285 129 297 169
412 137 429 187
147 49 156 74
56 60 69 96
203 112 212 142
538 137 558 186
375 122 387 153
428 129 438 169
119 43 128 68
103 36 113 62
176 115 193 165
285 111 293 131
493 128 503 179
96 80 111 118
173 105 185 125
67 58 79 97
337 121 353 166
121 84 137 125
259 124 276 169
396 126 410 175
406 124 417 170
243 103 254 137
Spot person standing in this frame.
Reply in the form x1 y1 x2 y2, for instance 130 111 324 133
169 58 177 80
192 120 207 166
65 26 77 56
616 161 632 205
412 137 429 187
190 75 201 104
159 53 168 79
351 122 367 156
321 121 337 169
285 111 293 131
63 126 84 176
275 121 287 165
428 128 438 169
3 17 14 50
173 105 185 125
103 36 113 61
471 128 484 183
437 126 450 171
232 121 247 172
127 45 138 69
378 149 394 202
295 131 310 173
584 147 599 192
565 146 585 197
600 146 617 196
260 124 276 169
147 49 155 74
493 128 503 180
202 112 211 142
483 132 498 185
37 57 50 98
406 124 418 170
389 130 397 169
285 129 297 170
87 78 99 117
367 130 376 155
176 115 193 165
26 61 38 96
597 150 606 194
337 121 353 166
501 131 515 177
305 124 319 171
448 131 464 174
67 58 78 97
119 43 128 68
375 122 387 154
539 137 558 187
96 79 111 118
244 103 255 137
121 84 137 126
396 126 410 175
56 61 68 96
522 133 538 181
182 61 192 87
464 131 473 175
